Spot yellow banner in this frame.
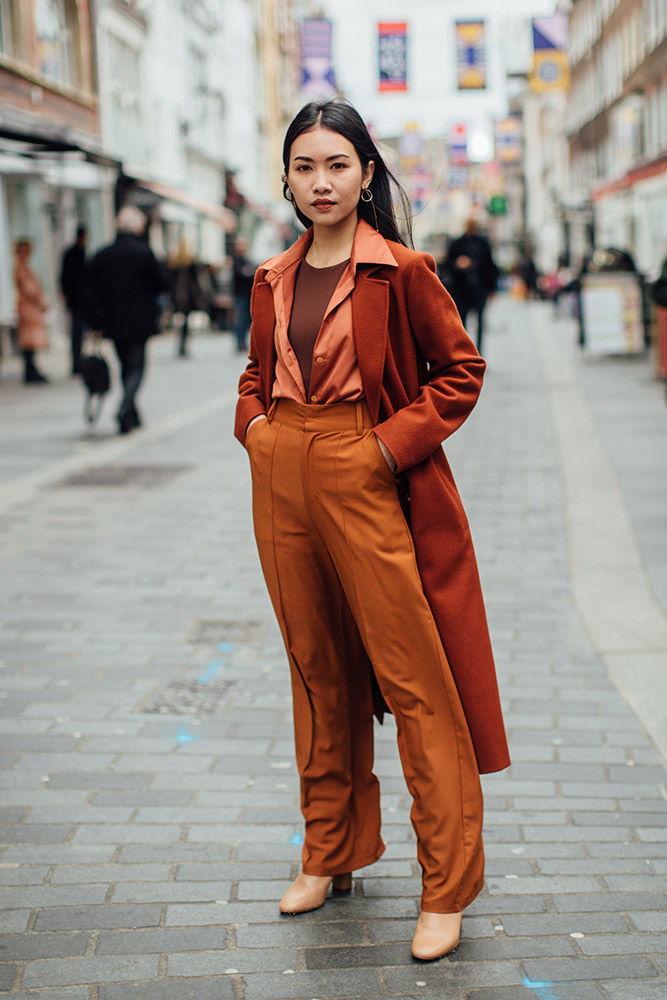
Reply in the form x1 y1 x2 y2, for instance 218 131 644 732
530 50 570 92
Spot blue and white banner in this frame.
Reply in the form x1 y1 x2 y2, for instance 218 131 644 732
300 18 337 98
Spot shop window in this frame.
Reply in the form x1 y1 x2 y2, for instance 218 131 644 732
35 0 79 87
0 0 15 56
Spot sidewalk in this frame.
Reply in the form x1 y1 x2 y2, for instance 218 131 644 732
1 306 666 1000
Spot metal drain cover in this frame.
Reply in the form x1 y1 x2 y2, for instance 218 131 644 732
57 464 192 488
187 619 265 644
140 679 241 715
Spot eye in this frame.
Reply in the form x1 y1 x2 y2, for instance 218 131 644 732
331 162 348 170
294 164 311 172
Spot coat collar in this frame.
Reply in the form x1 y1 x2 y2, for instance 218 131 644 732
261 218 397 283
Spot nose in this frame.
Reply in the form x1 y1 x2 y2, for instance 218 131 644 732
312 170 332 193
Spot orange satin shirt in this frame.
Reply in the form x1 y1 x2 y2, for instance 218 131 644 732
261 220 398 404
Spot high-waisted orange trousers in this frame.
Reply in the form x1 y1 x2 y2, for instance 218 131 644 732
246 398 484 912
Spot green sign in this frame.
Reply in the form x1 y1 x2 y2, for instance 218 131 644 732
488 194 507 216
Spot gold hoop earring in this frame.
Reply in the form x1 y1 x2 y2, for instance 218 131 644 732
360 187 379 231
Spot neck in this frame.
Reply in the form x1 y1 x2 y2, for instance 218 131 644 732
306 212 358 267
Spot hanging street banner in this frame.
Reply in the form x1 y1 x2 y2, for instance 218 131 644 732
455 21 486 90
300 18 337 98
378 22 408 92
449 123 468 165
494 114 522 165
530 13 569 92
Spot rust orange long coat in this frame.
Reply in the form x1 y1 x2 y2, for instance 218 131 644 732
235 228 510 774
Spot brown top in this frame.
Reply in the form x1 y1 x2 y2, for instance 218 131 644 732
287 257 350 395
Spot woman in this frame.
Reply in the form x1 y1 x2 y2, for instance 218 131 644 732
14 239 49 384
235 100 509 961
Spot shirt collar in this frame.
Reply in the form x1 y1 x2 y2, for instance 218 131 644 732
262 218 398 284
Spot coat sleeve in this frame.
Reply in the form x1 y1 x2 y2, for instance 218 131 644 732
374 254 485 473
233 274 268 445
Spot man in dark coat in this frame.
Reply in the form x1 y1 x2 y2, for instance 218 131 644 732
87 207 167 434
444 218 498 354
60 225 87 375
231 237 256 353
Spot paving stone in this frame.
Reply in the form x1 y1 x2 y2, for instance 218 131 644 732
305 942 413 969
51 864 171 883
1 885 108 907
111 880 232 903
71 824 183 843
96 926 227 954
629 912 667 931
601 986 667 1000
0 932 89 960
579 933 667 955
242 968 382 999
0 845 116 864
0 910 30 933
235 920 366 949
522 957 659 981
554 893 667 913
175 862 292 881
33 904 162 932
21 955 160 987
0 963 16 990
383 961 523 991
0 992 90 1000
116 844 233 863
169 946 301 975
452 936 577 960
99 981 235 1000
0 824 73 843
466 987 604 1000
501 914 629 936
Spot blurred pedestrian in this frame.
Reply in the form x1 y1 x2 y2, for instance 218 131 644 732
169 238 202 358
231 237 255 353
444 217 498 353
236 99 508 961
60 225 88 375
13 239 49 384
518 249 539 299
87 206 167 434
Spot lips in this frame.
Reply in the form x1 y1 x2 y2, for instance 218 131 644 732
312 200 335 208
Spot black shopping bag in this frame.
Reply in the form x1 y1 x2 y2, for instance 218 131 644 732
79 342 110 424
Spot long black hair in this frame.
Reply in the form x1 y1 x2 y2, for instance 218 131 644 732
282 99 413 248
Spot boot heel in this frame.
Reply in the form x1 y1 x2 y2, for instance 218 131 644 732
332 872 352 894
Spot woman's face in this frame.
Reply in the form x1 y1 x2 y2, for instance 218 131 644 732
286 126 374 230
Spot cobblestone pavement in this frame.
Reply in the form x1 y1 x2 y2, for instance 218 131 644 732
1 304 667 1000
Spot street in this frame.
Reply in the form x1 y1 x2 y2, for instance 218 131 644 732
1 298 667 1000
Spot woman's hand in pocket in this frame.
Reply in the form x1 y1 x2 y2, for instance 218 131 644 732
245 414 267 446
375 435 396 473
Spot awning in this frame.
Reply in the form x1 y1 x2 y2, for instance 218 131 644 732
138 178 236 231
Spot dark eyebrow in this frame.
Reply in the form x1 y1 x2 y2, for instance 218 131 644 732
292 154 351 162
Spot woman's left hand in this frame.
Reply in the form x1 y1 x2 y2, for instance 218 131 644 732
376 435 396 473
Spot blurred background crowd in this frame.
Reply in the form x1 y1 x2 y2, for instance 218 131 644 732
0 0 666 390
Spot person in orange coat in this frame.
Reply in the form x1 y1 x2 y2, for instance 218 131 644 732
235 99 509 962
13 239 49 383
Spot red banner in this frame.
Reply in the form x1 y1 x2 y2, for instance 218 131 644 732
378 22 407 92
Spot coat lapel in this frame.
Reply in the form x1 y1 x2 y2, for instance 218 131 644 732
351 271 389 424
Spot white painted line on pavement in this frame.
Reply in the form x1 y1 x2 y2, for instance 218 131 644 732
536 321 667 766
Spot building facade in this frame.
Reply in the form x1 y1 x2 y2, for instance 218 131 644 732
567 0 667 275
0 0 115 330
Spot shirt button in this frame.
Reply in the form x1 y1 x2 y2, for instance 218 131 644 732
310 394 318 402
316 356 325 364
